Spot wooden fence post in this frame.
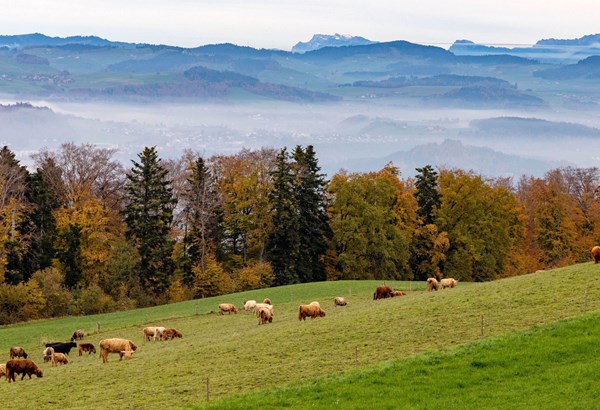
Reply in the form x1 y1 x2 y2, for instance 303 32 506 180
354 346 359 366
206 377 210 402
480 315 484 338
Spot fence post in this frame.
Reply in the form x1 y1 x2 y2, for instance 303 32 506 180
480 315 484 338
354 346 359 367
97 322 100 334
584 290 588 312
206 377 209 402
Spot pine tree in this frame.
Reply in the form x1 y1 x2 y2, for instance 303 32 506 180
266 148 300 285
124 147 176 297
414 165 441 225
292 145 332 282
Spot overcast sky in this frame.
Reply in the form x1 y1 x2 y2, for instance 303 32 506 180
1 1 598 50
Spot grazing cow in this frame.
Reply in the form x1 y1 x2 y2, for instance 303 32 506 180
43 346 54 363
262 298 272 305
592 246 600 263
392 290 406 297
298 303 326 321
5 359 43 383
45 341 77 355
9 346 28 359
99 338 137 363
153 326 166 341
0 364 6 380
334 296 347 306
70 329 85 341
427 277 439 292
440 278 457 289
257 306 273 325
162 328 183 340
143 326 158 341
254 303 273 318
243 300 257 311
79 343 97 356
219 303 238 315
120 350 135 360
373 285 393 300
52 352 69 366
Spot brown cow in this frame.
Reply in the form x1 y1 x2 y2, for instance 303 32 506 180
43 346 54 363
392 290 406 297
218 303 238 315
99 338 137 363
71 329 85 341
5 359 43 382
298 303 326 321
9 346 28 359
79 343 96 356
0 364 6 380
162 328 183 340
592 246 600 263
262 298 272 305
440 278 457 289
52 352 69 366
427 277 439 292
373 285 393 300
257 306 273 325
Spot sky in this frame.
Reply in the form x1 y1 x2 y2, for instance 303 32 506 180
1 0 599 50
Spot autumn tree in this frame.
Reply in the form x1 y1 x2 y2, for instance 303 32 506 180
327 167 411 280
436 169 525 281
124 147 176 299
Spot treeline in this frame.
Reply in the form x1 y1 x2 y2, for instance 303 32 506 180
1 143 598 324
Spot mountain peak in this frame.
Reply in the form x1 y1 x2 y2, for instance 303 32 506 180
292 33 376 53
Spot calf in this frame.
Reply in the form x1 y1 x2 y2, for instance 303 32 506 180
5 359 43 382
70 329 85 341
52 352 69 366
218 303 238 315
162 328 183 340
334 297 347 306
43 346 54 363
79 343 97 356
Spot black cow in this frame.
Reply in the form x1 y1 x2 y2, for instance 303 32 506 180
45 341 77 355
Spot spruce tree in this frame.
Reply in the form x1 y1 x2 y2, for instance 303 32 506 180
292 145 332 282
266 148 300 285
124 147 176 297
414 165 441 225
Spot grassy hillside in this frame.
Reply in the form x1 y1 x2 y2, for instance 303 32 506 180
198 312 599 409
0 264 598 409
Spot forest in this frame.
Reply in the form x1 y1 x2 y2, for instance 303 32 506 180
0 143 597 324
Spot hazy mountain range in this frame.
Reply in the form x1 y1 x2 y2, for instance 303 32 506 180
1 32 599 178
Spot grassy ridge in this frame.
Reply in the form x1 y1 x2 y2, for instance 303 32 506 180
198 312 600 409
0 264 598 409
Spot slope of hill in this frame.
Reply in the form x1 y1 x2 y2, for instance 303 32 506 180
0 263 598 409
533 55 600 80
471 116 600 137
292 33 376 53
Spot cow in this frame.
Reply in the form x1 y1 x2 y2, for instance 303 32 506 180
334 296 347 306
257 306 273 325
298 303 326 321
45 341 77 355
153 326 166 341
392 290 406 297
5 359 43 382
243 300 257 311
262 298 272 305
0 364 6 380
592 246 600 263
440 278 457 289
79 343 96 356
254 303 273 318
219 303 238 315
99 338 137 363
52 352 69 366
43 346 54 363
9 346 28 359
70 329 85 341
162 328 183 340
427 277 439 292
373 285 393 300
143 326 158 342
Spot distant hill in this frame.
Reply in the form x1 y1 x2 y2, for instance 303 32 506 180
471 116 600 137
353 74 511 88
292 33 376 53
338 139 564 177
536 33 600 46
435 85 544 108
0 33 135 49
533 56 600 80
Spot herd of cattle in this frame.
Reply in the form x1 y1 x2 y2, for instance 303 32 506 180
2 279 458 383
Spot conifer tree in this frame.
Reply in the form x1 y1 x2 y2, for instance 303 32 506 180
266 148 300 285
124 147 176 298
292 145 332 282
414 165 441 225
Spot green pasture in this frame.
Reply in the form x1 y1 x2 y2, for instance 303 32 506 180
0 264 598 409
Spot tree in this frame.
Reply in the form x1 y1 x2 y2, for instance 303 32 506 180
124 147 176 298
414 165 441 225
327 167 411 280
292 145 332 283
266 148 300 285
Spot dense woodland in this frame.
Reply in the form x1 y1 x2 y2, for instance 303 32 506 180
0 143 598 324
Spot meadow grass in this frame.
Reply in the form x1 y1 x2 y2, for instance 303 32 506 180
198 312 599 410
0 264 598 409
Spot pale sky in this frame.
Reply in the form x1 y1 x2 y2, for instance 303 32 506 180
1 0 598 50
